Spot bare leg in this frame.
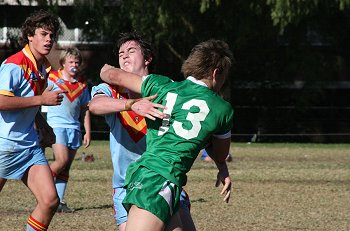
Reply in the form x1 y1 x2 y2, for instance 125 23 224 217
126 205 165 231
50 143 70 175
55 148 76 204
22 164 59 225
61 149 77 175
118 221 127 231
54 148 77 212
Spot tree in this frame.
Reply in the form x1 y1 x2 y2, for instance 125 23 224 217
265 0 350 33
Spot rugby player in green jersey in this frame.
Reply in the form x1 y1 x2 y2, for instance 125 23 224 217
100 39 234 231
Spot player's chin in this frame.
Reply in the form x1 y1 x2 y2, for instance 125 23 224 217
41 49 51 55
122 67 132 73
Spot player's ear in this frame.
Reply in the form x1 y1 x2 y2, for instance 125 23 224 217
145 57 152 66
212 68 221 80
28 34 33 43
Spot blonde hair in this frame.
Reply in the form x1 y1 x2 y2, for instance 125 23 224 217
59 47 82 68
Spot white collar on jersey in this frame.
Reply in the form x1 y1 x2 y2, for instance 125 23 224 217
186 76 208 88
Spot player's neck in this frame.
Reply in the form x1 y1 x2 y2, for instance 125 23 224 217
62 70 76 83
201 79 213 89
135 67 149 77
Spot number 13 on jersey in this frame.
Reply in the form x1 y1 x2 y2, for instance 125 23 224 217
158 92 210 140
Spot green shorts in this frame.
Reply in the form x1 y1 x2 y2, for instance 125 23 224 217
122 166 181 223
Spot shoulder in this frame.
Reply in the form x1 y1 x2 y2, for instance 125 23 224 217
143 74 172 85
141 74 172 98
1 50 27 74
3 50 25 66
0 58 25 83
207 95 234 122
142 74 173 94
48 70 59 81
217 97 234 116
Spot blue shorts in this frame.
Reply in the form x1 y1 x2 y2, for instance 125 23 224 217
113 186 192 225
53 127 82 150
0 146 48 180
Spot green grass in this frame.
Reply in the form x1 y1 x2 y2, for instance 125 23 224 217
0 141 349 230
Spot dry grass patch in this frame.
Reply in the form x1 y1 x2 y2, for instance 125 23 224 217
0 142 349 231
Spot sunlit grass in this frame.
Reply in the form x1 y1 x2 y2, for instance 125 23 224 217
0 142 349 230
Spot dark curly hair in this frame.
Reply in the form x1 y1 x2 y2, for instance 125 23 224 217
20 9 60 46
116 31 155 72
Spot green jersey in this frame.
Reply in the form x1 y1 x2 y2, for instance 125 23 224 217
125 74 234 187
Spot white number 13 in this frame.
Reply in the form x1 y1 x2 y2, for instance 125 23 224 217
158 92 209 139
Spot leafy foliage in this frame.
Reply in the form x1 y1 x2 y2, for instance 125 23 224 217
266 0 350 33
56 0 350 82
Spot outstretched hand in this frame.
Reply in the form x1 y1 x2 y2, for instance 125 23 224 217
215 162 232 203
130 95 166 120
41 85 67 106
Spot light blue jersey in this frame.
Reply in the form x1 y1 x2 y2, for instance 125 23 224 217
46 69 90 131
0 45 50 179
0 45 50 153
91 83 146 188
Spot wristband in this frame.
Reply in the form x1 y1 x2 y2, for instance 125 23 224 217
124 99 135 111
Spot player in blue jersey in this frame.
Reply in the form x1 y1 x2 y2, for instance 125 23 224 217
90 32 196 231
46 47 91 212
100 39 234 231
0 10 63 231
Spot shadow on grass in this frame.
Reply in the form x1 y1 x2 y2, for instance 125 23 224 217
74 204 113 211
73 204 112 211
191 198 207 203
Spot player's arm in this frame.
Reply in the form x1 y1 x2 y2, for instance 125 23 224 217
81 104 91 148
100 64 143 94
206 135 232 203
206 136 231 162
89 94 133 115
90 94 165 120
0 85 65 110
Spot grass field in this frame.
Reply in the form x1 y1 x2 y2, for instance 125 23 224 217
0 141 349 231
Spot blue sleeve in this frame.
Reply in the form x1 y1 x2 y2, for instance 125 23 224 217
0 63 23 96
80 87 90 106
91 83 113 98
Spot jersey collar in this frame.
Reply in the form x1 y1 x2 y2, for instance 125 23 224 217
186 76 208 88
22 44 52 76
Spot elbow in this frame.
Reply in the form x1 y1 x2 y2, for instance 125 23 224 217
88 102 98 115
88 100 97 113
88 102 104 116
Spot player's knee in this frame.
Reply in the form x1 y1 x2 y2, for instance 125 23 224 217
55 157 69 169
40 194 59 211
